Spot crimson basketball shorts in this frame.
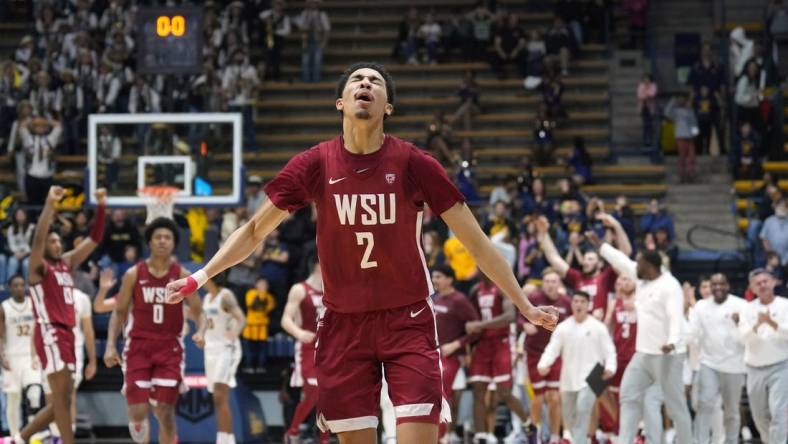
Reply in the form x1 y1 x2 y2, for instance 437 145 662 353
469 337 512 388
315 298 449 433
440 355 461 399
290 342 318 388
33 323 75 376
526 354 561 395
122 336 184 406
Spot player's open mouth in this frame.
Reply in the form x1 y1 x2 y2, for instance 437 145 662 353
354 91 373 103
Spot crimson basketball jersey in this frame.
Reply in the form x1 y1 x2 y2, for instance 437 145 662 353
126 260 183 340
471 281 508 338
30 260 76 328
264 135 465 313
522 291 572 357
565 266 618 314
299 281 325 349
611 297 637 364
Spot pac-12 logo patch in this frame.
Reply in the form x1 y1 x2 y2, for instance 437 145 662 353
385 173 396 184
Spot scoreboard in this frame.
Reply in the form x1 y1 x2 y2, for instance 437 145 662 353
136 7 203 74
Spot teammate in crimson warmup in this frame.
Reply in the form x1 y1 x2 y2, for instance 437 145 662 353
537 214 630 319
4 186 106 444
166 62 558 443
192 275 245 444
522 269 572 444
431 264 479 441
104 218 203 444
280 254 330 444
466 275 529 443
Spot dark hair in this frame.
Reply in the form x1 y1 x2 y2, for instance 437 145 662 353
335 62 396 107
573 136 592 167
144 217 180 247
211 271 228 287
640 250 663 270
431 264 456 281
572 290 591 301
7 274 24 286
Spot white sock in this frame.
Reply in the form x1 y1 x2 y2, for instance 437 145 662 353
6 393 21 437
216 432 226 444
227 433 236 444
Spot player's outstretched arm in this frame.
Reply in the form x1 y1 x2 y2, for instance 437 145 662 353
63 188 106 270
82 308 97 380
441 202 558 330
94 268 117 313
534 216 570 278
166 199 289 303
104 266 136 368
29 186 65 283
281 284 312 343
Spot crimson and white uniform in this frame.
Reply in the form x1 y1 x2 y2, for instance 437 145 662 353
290 282 324 388
468 282 512 387
30 260 76 375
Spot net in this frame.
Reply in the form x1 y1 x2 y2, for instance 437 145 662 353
138 186 180 224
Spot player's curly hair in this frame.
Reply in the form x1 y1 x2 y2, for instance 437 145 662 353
335 62 396 107
144 217 180 247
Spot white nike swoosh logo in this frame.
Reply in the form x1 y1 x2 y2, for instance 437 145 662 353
328 177 346 185
355 168 370 173
410 307 426 318
139 280 148 284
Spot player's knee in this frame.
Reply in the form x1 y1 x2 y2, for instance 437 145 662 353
545 390 560 404
471 382 487 396
128 419 150 443
154 404 176 425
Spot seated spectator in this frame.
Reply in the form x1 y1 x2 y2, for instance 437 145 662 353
101 209 143 266
96 125 121 190
533 104 555 166
466 1 495 61
484 200 518 238
693 85 723 155
490 13 527 79
423 230 446 268
245 175 267 215
567 136 592 185
20 116 62 205
454 70 480 131
442 7 472 60
759 196 788 264
525 30 547 79
612 194 637 247
6 208 33 279
734 60 763 130
640 198 676 241
733 121 761 180
258 228 290 302
53 69 84 155
418 13 442 64
522 177 553 219
425 110 457 165
555 0 585 44
542 72 567 120
654 226 679 267
393 7 421 64
242 277 277 373
545 17 574 76
664 94 699 182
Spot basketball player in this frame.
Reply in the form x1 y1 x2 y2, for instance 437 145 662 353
192 275 245 444
167 62 558 443
465 275 529 443
522 269 572 444
537 214 629 319
280 254 330 444
0 275 42 439
5 186 106 444
70 288 97 422
104 217 203 444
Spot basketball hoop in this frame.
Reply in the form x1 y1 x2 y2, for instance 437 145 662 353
138 186 180 224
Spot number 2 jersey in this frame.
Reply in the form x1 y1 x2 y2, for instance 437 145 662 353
126 260 184 340
264 135 465 313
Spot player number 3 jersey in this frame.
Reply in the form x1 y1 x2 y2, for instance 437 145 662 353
264 135 465 313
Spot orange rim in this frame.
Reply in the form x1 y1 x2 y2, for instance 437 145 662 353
138 186 180 201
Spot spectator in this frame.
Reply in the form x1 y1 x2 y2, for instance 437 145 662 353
0 61 25 140
613 195 637 247
565 137 591 185
522 177 553 218
258 228 290 302
443 231 478 294
732 121 761 180
14 35 34 65
425 110 456 165
245 175 267 215
393 7 421 64
20 116 62 205
454 70 481 132
259 0 291 81
417 13 442 65
484 200 517 238
636 74 658 149
734 60 763 129
533 104 555 166
220 1 250 46
759 196 788 264
545 17 574 76
623 0 648 47
518 216 546 282
64 210 91 251
466 1 495 61
6 208 33 279
555 0 586 45
542 72 566 121
688 42 726 100
95 60 121 113
222 50 259 150
525 30 547 79
729 27 754 79
7 100 33 194
29 70 54 118
296 0 331 83
693 85 723 155
96 125 121 190
242 277 277 373
490 13 527 79
442 7 472 60
221 207 248 245
664 94 699 182
640 198 676 241
53 69 84 155
101 209 143 266
422 230 446 268
654 227 679 268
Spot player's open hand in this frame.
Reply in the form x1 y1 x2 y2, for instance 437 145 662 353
192 332 205 349
85 359 97 380
95 187 107 205
166 277 192 304
48 186 65 202
104 345 121 368
523 305 559 331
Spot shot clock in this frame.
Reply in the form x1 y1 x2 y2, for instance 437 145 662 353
136 7 203 74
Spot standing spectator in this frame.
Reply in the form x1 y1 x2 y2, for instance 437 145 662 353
101 209 143 267
759 196 788 264
19 116 62 205
220 1 250 46
525 30 547 79
542 73 566 122
128 75 161 152
296 0 330 83
637 74 658 148
29 70 55 118
688 274 747 444
425 110 456 165
490 13 527 79
259 0 291 81
258 229 290 303
729 27 754 79
538 290 617 443
545 17 574 76
418 13 442 65
732 121 761 180
53 69 84 155
664 94 699 182
6 208 33 279
533 104 555 166
0 61 25 140
242 277 277 373
222 50 260 151
484 200 517 238
466 1 495 61
442 7 471 60
737 269 788 444
454 70 480 131
95 60 121 113
245 175 267 216
7 100 33 193
735 60 763 129
688 42 726 101
96 125 121 190
444 231 478 294
393 7 421 64
640 199 676 241
693 86 722 156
